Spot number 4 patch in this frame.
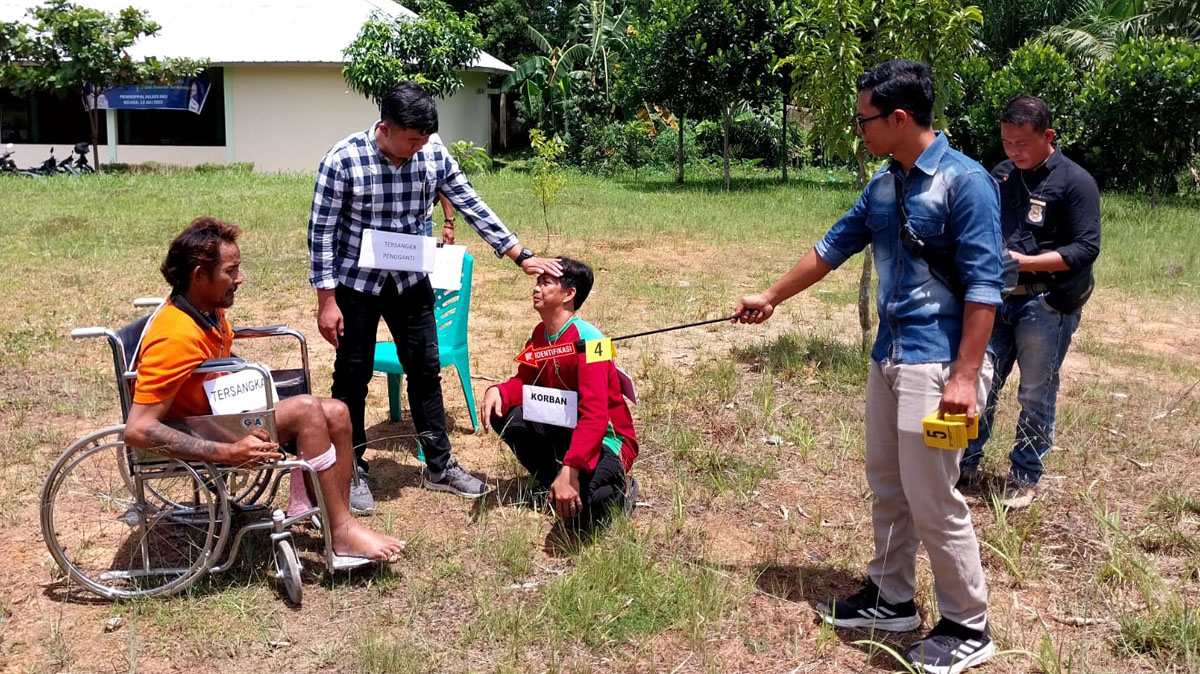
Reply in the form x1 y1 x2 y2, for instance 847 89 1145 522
584 338 614 363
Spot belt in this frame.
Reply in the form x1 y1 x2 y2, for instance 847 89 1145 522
1010 282 1050 296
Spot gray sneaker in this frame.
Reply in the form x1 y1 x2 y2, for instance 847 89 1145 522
422 460 489 499
349 467 376 514
1000 483 1037 510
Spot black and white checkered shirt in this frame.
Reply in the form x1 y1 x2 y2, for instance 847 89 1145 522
308 127 519 294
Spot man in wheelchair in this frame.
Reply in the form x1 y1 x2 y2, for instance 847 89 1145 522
480 258 639 529
123 217 405 563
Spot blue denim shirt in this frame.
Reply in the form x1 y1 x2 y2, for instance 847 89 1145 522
814 133 1004 365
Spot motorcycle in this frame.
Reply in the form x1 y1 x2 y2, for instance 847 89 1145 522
0 144 93 177
33 147 59 175
0 143 17 173
0 144 46 177
71 142 94 173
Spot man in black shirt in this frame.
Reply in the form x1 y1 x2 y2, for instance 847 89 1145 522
959 96 1101 508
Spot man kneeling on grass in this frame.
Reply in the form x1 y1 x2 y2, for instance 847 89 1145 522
481 258 639 529
123 217 405 563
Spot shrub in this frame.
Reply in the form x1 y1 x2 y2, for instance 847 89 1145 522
948 44 1082 167
1078 37 1200 196
691 109 806 169
448 140 492 175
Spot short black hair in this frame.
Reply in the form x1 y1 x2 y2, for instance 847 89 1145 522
1000 95 1053 133
380 81 438 135
557 257 594 310
161 217 241 295
856 59 934 128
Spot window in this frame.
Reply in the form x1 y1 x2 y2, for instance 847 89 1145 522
117 68 226 146
0 88 102 145
0 67 225 147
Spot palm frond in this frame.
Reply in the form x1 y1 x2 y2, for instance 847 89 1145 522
500 55 547 92
527 25 551 54
1038 25 1116 67
551 42 591 84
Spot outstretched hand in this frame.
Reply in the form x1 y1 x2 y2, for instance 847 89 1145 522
733 294 775 324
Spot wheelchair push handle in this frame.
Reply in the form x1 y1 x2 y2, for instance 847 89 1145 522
132 297 165 308
71 327 116 340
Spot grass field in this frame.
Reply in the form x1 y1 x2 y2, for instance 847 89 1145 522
0 167 1198 674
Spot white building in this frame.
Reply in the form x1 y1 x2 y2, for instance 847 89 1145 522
0 0 512 172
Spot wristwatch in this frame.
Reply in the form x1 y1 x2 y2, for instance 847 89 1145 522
514 247 535 267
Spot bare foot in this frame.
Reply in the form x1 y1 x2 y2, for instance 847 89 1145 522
330 520 405 562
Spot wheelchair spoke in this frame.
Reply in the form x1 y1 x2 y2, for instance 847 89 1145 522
42 437 225 599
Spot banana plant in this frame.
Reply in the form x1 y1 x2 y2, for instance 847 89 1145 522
500 0 632 135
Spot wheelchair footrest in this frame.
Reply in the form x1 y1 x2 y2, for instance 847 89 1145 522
331 554 375 571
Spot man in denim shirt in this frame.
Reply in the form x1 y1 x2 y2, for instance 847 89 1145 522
735 60 1003 674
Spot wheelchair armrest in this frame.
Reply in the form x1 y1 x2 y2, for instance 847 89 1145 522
191 359 278 407
233 324 290 338
193 357 247 374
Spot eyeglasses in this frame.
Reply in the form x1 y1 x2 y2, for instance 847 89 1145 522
854 112 887 132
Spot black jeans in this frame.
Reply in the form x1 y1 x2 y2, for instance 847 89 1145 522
331 276 453 473
493 406 626 527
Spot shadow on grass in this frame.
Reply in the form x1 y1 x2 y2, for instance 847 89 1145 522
469 475 540 524
737 563 925 669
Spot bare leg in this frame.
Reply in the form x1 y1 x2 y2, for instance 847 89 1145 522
276 395 404 561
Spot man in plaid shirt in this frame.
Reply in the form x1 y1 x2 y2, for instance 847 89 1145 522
309 82 562 510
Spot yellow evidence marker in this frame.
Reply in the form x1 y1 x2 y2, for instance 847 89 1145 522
922 412 979 450
584 338 615 363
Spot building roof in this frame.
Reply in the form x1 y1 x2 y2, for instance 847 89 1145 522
0 0 512 73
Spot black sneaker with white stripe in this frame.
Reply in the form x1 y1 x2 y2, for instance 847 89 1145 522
815 579 922 631
905 618 995 674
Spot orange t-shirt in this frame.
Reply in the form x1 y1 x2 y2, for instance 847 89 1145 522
132 302 233 418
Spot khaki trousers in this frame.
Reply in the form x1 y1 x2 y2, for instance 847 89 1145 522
865 357 993 631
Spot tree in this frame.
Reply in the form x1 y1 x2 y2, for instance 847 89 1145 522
624 0 779 186
0 0 205 172
500 0 633 139
342 0 482 103
619 0 714 183
529 129 566 248
705 0 782 190
974 0 1079 59
444 0 577 68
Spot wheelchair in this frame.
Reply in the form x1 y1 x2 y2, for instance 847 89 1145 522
40 298 370 605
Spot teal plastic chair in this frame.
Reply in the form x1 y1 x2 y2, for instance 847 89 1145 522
373 252 479 435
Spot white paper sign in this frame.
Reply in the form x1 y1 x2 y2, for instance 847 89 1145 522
522 385 578 428
358 229 435 272
204 368 281 415
429 244 466 290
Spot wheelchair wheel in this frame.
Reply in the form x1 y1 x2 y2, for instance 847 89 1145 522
41 428 230 599
273 539 302 605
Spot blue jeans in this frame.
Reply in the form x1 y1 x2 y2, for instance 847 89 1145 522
961 293 1080 486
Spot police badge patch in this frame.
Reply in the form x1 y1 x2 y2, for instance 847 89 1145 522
1028 198 1046 224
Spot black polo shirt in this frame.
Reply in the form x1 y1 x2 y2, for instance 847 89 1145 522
992 149 1101 313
